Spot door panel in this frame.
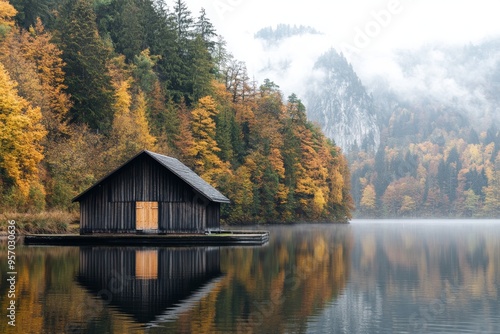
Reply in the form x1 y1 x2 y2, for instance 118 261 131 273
136 202 158 230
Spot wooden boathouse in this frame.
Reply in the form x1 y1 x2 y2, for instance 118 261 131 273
72 150 230 234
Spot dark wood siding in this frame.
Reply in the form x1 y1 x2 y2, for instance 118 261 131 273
79 154 221 234
77 247 221 323
207 203 220 229
108 155 192 202
160 202 207 233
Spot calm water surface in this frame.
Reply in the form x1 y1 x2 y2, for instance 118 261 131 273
1 219 500 333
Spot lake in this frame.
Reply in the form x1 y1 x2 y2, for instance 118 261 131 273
1 219 499 333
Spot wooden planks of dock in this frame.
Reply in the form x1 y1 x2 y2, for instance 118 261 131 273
23 230 270 246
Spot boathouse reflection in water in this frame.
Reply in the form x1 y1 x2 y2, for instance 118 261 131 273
76 247 222 324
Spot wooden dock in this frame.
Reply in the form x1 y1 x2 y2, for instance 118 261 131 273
23 230 270 246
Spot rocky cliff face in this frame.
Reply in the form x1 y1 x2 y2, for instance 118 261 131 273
306 49 380 153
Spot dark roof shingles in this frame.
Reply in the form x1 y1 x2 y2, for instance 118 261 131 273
146 151 230 203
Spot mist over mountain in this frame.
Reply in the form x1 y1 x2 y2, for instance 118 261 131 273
362 40 500 131
248 24 381 153
249 22 500 142
249 23 500 218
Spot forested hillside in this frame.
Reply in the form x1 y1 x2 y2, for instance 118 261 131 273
0 0 353 223
240 21 500 219
351 106 500 218
350 43 500 218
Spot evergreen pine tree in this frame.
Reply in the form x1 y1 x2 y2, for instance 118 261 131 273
58 0 114 132
196 8 217 53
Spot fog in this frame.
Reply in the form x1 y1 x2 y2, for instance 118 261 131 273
181 0 500 127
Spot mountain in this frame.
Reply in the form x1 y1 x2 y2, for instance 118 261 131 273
249 23 500 218
350 40 500 218
249 25 381 154
306 49 380 153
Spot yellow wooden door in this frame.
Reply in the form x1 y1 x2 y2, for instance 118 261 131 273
136 202 158 230
135 250 158 279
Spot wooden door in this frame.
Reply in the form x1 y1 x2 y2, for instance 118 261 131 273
136 201 158 230
135 250 158 279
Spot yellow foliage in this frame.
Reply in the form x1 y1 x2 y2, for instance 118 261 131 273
360 184 376 210
269 147 285 178
212 79 232 103
109 77 156 163
276 183 289 205
399 195 416 215
0 0 16 30
21 19 71 129
329 168 344 204
232 165 253 206
189 96 225 184
234 103 255 125
133 90 156 149
176 105 197 167
295 164 315 197
312 189 326 216
113 79 132 117
0 62 46 204
0 17 70 144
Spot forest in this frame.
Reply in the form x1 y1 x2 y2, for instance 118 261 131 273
0 0 353 224
350 106 500 218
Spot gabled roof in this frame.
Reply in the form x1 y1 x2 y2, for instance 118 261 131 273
72 150 230 203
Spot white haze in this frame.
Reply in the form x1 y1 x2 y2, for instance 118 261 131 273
183 0 500 126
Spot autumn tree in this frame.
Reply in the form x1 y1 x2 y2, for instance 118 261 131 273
44 124 106 209
399 195 416 217
0 0 16 39
0 26 45 120
0 0 355 220
107 56 155 165
360 184 376 216
462 189 480 218
227 165 254 222
19 18 71 139
294 127 322 218
187 95 228 186
175 99 196 166
0 62 46 210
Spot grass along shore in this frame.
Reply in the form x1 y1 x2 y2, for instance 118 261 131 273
1 211 79 235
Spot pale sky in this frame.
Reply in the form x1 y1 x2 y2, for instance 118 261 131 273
188 0 500 53
183 0 500 96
